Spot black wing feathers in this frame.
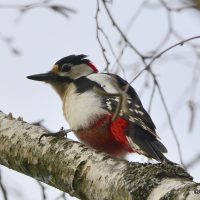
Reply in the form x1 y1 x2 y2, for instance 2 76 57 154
127 123 169 162
74 77 103 93
105 73 156 130
75 73 170 162
104 73 171 162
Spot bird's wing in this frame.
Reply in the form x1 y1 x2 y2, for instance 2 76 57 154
104 73 156 129
101 73 157 136
83 73 169 161
99 73 170 162
102 94 169 161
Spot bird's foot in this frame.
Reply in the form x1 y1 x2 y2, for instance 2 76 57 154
38 127 73 143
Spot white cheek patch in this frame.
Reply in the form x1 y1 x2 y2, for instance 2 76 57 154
72 64 94 79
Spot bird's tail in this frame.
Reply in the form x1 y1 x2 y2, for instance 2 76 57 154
127 124 174 164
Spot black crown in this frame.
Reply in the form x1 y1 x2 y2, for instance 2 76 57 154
55 54 90 66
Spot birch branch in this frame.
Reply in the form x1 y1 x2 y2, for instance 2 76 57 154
0 111 199 200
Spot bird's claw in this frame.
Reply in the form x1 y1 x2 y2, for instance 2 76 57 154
38 127 73 144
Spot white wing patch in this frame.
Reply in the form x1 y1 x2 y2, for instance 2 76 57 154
104 95 158 138
114 97 119 102
106 101 112 111
87 73 119 93
129 108 133 112
126 136 144 154
134 109 144 115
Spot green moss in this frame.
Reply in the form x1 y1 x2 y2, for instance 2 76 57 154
49 137 62 144
124 162 192 200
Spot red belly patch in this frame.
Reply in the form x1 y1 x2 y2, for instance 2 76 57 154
75 115 134 157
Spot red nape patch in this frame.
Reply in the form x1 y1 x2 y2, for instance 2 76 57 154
110 117 133 152
87 62 98 73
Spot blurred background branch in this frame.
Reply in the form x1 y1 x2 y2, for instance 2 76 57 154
1 0 200 199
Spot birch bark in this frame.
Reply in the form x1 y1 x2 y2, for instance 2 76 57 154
0 111 199 200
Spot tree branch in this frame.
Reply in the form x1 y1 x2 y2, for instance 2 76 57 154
0 111 199 200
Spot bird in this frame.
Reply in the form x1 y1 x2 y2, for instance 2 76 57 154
27 54 171 163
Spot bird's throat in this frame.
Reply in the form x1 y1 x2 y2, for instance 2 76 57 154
51 82 70 99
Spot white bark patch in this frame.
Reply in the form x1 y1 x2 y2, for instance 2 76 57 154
148 178 192 200
0 111 199 200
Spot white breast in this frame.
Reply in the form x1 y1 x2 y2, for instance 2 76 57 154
62 83 108 131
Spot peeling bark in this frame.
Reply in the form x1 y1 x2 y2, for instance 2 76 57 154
0 111 199 200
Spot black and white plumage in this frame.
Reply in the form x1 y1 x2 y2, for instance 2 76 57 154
27 54 171 162
75 73 169 162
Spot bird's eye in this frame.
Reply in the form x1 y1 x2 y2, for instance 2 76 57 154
60 64 71 72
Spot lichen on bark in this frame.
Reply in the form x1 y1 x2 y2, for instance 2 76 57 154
123 162 193 200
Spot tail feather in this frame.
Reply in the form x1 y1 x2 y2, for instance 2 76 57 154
127 124 172 163
141 140 162 162
153 140 168 153
150 142 171 163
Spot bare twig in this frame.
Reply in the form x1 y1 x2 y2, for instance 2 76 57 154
149 35 200 66
0 169 8 200
0 2 76 22
37 181 46 200
118 0 148 46
54 192 68 200
95 0 110 71
101 0 146 61
0 33 20 55
130 35 200 84
148 81 156 113
155 80 185 167
186 154 200 169
187 100 196 132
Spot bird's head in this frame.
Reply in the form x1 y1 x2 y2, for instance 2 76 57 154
27 54 98 83
27 54 98 98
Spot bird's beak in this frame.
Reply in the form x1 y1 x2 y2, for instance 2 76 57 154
27 72 55 82
27 71 72 83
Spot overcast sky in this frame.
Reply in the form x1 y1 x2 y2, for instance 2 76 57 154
0 0 200 199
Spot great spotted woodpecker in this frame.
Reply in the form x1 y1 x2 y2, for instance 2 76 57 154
27 54 171 162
